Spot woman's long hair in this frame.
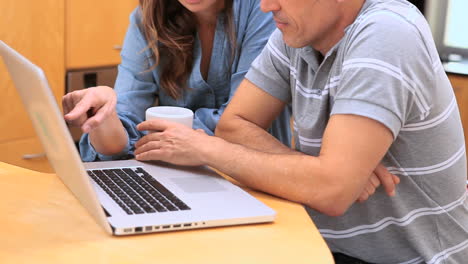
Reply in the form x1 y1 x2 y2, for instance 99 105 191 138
139 0 236 99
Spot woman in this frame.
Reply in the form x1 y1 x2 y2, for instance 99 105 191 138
63 0 291 161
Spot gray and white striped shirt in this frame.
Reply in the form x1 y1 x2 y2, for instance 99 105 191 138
246 0 468 263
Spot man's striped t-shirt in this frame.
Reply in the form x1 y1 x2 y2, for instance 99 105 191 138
245 0 468 263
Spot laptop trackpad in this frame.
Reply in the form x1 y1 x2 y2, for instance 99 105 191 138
170 177 227 193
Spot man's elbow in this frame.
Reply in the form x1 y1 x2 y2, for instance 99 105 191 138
214 119 227 138
316 203 350 217
304 184 354 217
215 114 236 139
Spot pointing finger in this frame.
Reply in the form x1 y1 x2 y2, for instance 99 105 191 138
64 96 94 121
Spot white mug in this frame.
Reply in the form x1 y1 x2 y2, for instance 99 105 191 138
145 106 194 128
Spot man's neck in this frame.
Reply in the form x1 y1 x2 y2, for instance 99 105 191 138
315 0 365 56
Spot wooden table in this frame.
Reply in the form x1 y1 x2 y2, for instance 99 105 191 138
0 162 334 264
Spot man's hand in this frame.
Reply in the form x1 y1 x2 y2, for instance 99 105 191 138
357 164 400 202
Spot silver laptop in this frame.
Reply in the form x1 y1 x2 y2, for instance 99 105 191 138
0 40 275 236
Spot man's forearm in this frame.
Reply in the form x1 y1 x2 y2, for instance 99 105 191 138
199 135 350 216
215 115 296 155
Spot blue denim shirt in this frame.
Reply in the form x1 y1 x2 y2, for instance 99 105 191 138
79 0 291 161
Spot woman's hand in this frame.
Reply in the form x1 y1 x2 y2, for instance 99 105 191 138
62 86 117 133
135 119 211 166
357 164 400 202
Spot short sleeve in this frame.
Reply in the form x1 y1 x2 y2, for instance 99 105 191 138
331 12 435 139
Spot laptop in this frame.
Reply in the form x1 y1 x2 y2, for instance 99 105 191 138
0 40 275 236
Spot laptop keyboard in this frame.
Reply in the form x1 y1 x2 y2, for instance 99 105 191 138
87 167 190 215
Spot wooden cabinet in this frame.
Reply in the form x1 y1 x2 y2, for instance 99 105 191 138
0 0 137 172
0 138 54 173
449 74 468 169
0 0 65 173
66 0 138 69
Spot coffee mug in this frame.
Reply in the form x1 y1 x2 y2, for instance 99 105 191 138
145 106 194 128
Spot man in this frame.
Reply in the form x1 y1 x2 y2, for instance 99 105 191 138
135 0 468 262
